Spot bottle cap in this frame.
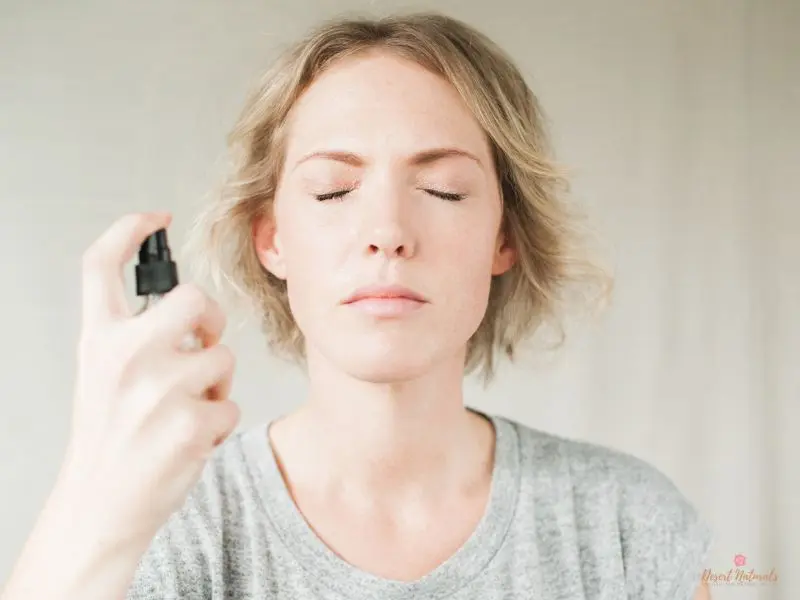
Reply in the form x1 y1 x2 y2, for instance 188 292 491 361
135 228 179 296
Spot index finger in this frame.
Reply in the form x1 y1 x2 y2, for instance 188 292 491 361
81 212 173 325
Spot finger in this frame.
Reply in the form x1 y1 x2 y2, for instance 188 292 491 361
179 343 236 399
200 399 240 447
206 358 234 402
81 212 173 325
136 283 227 350
160 397 240 459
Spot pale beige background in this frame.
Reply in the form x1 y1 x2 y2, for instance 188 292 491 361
0 1 797 599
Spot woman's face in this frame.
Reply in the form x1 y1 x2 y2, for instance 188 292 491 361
255 51 515 383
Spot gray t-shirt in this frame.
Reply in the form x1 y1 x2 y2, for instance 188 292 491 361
127 411 713 599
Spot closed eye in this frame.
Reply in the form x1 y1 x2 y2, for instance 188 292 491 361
315 189 352 201
423 189 466 202
314 188 466 202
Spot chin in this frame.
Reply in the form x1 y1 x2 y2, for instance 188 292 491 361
346 353 435 383
302 315 474 383
330 343 442 384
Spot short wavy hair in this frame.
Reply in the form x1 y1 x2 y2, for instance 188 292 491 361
184 11 612 386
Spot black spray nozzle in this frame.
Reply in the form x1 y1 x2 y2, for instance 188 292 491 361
135 228 179 296
139 228 171 264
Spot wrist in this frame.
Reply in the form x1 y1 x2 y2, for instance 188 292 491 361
2 499 149 600
52 452 158 550
17 481 152 598
47 472 154 557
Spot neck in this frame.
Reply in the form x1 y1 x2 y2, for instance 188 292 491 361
268 347 494 498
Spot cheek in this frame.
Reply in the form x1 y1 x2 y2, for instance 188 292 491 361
278 210 344 323
281 214 330 308
279 196 348 268
439 208 498 281
433 227 498 330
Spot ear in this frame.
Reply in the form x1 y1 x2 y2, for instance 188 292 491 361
491 227 516 276
252 213 287 280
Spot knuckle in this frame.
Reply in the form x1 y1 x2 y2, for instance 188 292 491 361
216 404 240 442
116 212 148 232
214 344 236 373
211 401 240 446
224 400 241 427
170 404 205 447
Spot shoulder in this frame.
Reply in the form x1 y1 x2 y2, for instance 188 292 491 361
504 416 714 600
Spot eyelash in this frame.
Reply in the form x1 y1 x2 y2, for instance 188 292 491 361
314 189 466 202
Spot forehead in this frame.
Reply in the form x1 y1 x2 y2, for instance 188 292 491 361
284 51 491 159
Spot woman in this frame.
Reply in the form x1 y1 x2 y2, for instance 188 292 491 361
2 11 713 600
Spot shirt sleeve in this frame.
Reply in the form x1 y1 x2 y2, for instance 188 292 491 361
616 457 714 600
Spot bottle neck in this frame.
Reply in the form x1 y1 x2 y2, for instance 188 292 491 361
137 293 165 315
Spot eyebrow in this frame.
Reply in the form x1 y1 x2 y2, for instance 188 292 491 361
292 147 485 172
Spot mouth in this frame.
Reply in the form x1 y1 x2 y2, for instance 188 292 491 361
344 296 426 317
342 284 429 305
342 284 429 317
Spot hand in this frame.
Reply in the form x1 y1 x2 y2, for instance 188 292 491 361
58 211 240 550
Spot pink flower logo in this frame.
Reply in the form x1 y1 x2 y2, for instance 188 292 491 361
734 554 747 567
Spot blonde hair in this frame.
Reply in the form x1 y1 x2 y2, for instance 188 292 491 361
185 11 612 386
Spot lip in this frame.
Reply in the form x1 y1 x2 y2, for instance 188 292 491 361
345 297 426 317
342 284 429 305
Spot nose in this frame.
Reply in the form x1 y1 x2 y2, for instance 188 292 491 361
360 184 417 260
366 224 415 259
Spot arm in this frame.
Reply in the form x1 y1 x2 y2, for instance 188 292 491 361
1 213 237 600
1 474 152 600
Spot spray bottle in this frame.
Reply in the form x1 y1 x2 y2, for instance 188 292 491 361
135 228 200 350
135 228 178 312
